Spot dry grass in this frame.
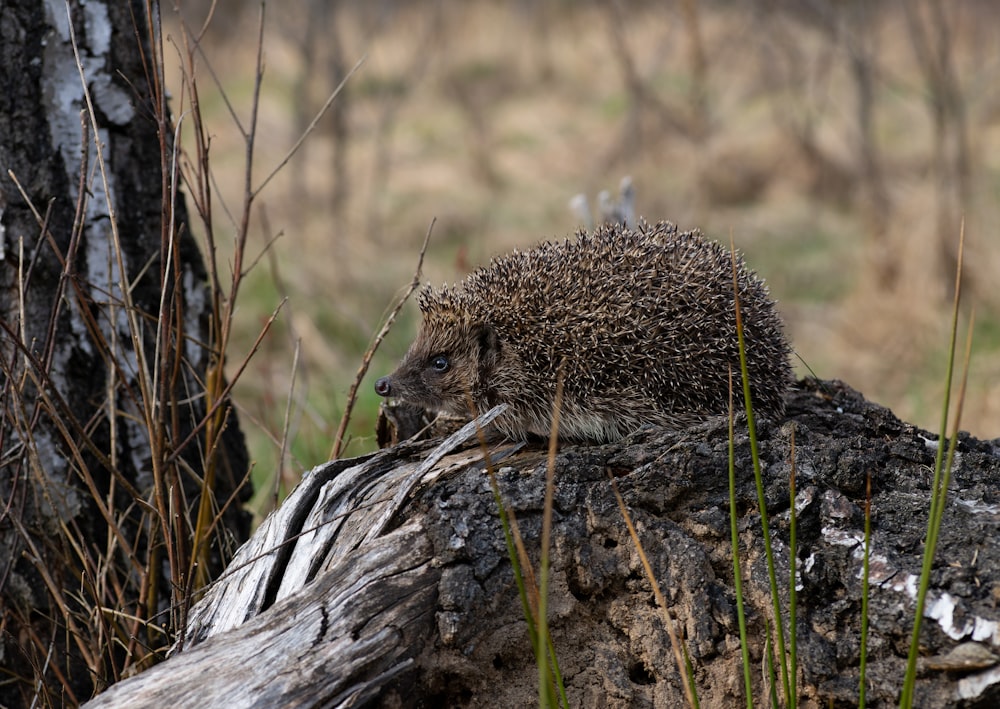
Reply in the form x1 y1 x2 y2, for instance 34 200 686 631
2 5 265 701
166 1 1000 515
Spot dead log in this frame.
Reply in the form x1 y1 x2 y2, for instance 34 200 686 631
85 380 1000 708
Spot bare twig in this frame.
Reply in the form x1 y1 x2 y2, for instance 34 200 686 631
330 219 435 459
610 476 698 709
167 299 287 464
254 55 366 198
275 339 303 508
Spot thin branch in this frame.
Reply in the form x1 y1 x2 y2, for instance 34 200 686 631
330 218 434 459
167 298 287 464
253 55 366 198
275 339 303 507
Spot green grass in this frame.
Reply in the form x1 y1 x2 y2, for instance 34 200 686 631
742 224 856 304
598 92 629 119
727 369 754 708
353 73 410 99
900 231 973 707
732 244 793 707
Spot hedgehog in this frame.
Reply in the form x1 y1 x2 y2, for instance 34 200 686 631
374 220 792 442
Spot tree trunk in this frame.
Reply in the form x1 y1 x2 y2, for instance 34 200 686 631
0 2 250 705
83 380 1000 708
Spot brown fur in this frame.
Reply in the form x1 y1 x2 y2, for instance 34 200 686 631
375 220 793 442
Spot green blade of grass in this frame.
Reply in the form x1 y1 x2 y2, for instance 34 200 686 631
728 367 754 708
765 624 780 709
731 241 792 707
899 224 968 708
788 426 798 703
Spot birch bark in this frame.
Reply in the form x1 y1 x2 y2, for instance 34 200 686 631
0 2 250 704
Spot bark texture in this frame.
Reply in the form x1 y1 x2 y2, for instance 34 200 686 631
85 379 1000 708
0 2 249 704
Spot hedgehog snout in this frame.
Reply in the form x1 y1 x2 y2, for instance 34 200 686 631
374 376 393 397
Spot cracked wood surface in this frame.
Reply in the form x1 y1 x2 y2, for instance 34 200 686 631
85 383 1000 708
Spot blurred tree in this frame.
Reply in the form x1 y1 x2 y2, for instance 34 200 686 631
902 0 972 297
292 0 350 235
841 0 895 289
679 0 708 139
0 1 250 704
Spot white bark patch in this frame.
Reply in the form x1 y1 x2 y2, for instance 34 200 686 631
84 0 135 126
39 2 148 477
42 0 102 206
928 592 974 640
820 526 863 549
41 5 140 355
0 198 6 261
957 665 1000 701
973 616 1000 643
855 548 896 585
885 571 1000 646
91 76 135 126
82 0 111 54
956 497 1000 516
848 543 1000 649
124 395 155 492
183 267 207 370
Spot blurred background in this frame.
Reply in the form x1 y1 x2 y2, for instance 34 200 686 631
165 0 1000 516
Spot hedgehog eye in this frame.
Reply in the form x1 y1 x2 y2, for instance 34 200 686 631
430 355 450 373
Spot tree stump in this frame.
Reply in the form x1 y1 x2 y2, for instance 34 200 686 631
86 380 1000 708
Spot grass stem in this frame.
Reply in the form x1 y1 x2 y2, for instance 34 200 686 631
899 223 967 708
788 426 798 703
731 241 792 707
728 367 754 708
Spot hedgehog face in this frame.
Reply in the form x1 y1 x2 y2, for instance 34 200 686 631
375 318 501 417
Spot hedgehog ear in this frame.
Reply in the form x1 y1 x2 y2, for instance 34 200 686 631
471 323 500 365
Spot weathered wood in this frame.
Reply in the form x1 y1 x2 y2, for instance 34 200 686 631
89 521 436 708
86 381 1000 707
180 405 509 644
84 407 510 707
